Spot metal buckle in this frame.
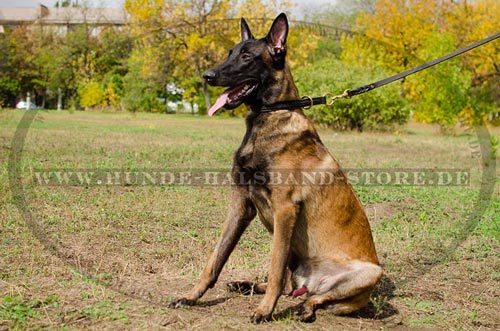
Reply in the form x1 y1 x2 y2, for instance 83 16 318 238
302 96 313 109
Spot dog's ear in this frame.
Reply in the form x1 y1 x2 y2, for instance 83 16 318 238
266 13 288 66
240 18 254 41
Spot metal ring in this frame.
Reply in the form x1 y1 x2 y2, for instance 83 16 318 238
302 96 313 109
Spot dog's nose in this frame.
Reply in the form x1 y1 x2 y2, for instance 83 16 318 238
203 70 216 82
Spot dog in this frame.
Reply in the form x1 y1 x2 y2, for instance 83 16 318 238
168 13 382 323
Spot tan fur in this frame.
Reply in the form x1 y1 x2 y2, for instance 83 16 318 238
168 14 382 323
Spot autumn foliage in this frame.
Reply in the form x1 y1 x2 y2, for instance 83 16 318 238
341 0 500 127
0 0 499 130
122 0 316 114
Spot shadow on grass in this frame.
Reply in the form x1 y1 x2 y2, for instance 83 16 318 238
355 274 398 319
197 297 233 307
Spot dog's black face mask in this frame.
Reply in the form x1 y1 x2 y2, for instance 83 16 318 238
203 14 289 116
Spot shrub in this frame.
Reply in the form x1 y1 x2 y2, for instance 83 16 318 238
104 74 124 109
294 58 409 131
78 80 106 109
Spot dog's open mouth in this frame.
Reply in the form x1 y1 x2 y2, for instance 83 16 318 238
208 80 259 116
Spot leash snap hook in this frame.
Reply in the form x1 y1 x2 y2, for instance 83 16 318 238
324 89 350 106
324 92 335 106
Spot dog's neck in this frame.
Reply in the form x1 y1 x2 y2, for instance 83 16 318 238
249 65 300 113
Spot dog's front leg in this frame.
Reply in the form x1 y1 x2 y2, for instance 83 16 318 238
251 201 298 323
168 187 256 308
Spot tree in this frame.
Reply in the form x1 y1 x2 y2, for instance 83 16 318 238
341 0 500 128
54 0 80 7
76 27 133 110
447 0 500 122
123 0 311 114
309 0 375 30
123 0 189 112
0 29 19 107
409 33 471 127
122 50 164 112
7 26 40 104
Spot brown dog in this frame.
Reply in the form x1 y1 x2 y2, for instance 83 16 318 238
168 13 382 323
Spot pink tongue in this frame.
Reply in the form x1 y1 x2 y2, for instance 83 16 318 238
208 91 229 116
292 286 308 298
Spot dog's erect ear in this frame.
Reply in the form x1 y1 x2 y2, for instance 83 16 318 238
266 13 288 61
240 18 254 41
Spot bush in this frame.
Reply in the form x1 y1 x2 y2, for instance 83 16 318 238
294 58 409 131
78 80 106 109
104 74 124 109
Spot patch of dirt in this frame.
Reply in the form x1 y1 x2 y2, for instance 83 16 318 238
365 202 398 224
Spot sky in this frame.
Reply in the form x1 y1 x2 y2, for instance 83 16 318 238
0 0 334 15
0 0 123 7
0 0 335 21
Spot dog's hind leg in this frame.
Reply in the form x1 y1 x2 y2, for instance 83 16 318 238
297 290 373 322
168 187 256 308
295 261 382 322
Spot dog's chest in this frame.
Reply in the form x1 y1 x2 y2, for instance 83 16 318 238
235 142 275 231
233 112 315 233
235 123 272 170
250 186 275 233
235 136 277 232
235 116 287 170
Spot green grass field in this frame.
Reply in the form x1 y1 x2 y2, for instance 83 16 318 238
0 109 499 330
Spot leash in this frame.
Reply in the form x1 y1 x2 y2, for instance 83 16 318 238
260 31 500 113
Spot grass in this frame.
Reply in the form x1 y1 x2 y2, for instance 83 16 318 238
0 109 499 330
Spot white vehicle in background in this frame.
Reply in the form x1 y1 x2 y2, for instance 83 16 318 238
16 101 39 110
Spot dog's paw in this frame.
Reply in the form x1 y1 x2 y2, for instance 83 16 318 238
250 312 272 324
295 302 316 323
251 308 273 324
167 297 196 309
227 281 254 295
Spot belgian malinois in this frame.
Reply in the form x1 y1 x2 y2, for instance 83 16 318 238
168 13 382 323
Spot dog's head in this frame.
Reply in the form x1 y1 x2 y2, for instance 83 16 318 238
204 13 289 116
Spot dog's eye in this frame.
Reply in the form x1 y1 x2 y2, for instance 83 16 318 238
240 53 252 61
